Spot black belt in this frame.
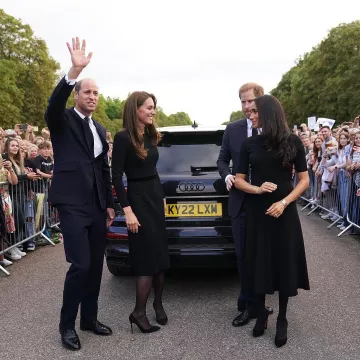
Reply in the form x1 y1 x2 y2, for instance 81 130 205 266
127 174 158 182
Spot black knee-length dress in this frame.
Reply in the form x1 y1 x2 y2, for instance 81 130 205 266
112 129 169 276
236 134 310 297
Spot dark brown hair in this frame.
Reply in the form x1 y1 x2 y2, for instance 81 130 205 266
313 135 324 160
255 95 296 168
123 91 161 159
239 82 264 99
338 132 350 150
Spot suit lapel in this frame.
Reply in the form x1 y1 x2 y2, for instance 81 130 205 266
71 108 93 157
235 119 247 144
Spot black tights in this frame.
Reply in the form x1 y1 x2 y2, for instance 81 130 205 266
132 272 165 327
257 293 289 319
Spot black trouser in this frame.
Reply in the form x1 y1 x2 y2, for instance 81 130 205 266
231 212 256 310
58 192 106 331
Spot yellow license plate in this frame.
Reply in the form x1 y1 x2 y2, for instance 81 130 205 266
166 203 222 217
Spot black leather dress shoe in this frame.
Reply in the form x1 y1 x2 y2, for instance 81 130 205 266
266 306 274 314
80 320 112 336
232 309 255 327
60 328 81 351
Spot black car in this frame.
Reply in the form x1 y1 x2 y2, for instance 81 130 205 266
106 125 236 275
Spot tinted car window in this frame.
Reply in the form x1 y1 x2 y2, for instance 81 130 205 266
157 131 230 173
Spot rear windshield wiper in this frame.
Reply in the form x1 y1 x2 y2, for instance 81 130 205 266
190 165 218 173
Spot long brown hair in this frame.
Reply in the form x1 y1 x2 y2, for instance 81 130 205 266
312 135 324 159
338 131 350 150
123 91 161 159
4 138 25 175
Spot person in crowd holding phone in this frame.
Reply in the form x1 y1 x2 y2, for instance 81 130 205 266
0 153 18 267
234 95 310 348
300 123 311 137
2 138 39 260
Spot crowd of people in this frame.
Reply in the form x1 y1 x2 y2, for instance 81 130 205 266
294 119 360 231
0 124 114 269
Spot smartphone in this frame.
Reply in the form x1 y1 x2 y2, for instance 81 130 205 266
32 126 39 132
2 153 9 161
293 125 297 130
19 124 28 131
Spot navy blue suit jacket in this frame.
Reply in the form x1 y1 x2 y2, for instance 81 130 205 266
45 77 114 210
217 119 248 218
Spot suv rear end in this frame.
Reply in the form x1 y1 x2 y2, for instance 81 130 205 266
106 125 236 276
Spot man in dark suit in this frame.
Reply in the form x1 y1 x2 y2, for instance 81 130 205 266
217 83 273 327
45 37 115 351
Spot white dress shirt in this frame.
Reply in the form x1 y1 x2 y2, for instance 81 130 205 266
73 108 103 158
247 118 253 138
64 75 103 158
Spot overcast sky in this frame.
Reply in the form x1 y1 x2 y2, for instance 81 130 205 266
1 0 359 125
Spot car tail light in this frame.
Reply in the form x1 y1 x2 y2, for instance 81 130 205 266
107 232 128 240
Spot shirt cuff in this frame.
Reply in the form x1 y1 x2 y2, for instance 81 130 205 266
225 174 233 184
64 74 76 86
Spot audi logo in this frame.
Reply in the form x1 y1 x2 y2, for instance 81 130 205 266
178 182 206 192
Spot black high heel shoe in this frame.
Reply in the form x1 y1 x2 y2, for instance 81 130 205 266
129 313 160 334
153 302 168 325
252 308 269 337
275 317 288 347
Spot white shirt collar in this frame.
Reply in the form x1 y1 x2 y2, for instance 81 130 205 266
247 118 252 129
74 107 93 123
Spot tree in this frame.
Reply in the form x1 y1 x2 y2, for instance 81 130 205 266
0 59 24 127
154 107 169 127
222 110 245 125
271 21 360 126
0 10 60 126
167 112 192 126
0 9 194 132
105 97 125 120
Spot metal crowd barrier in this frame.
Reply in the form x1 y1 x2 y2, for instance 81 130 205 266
298 170 360 237
0 179 56 276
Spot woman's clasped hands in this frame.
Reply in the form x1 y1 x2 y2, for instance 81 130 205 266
258 181 286 218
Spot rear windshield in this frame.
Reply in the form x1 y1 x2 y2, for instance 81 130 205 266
157 131 225 173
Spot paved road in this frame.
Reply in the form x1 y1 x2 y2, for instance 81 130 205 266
1 211 360 360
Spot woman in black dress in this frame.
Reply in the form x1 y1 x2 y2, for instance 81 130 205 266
234 95 310 347
112 91 169 334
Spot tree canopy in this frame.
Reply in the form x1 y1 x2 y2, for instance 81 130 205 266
271 21 360 127
222 110 245 125
0 10 193 133
0 9 59 128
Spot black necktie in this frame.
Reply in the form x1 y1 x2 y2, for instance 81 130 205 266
252 127 257 136
84 117 94 155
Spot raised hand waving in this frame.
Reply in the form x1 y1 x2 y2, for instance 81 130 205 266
67 37 93 69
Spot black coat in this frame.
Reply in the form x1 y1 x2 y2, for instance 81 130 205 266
45 77 114 210
217 119 248 218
